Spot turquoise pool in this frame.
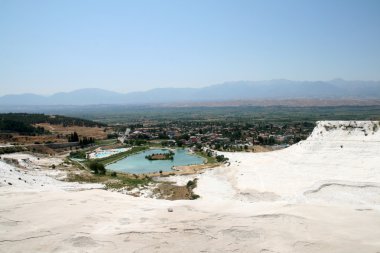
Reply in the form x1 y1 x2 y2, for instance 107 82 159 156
106 148 204 174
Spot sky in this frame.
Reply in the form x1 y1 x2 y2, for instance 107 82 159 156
0 0 380 95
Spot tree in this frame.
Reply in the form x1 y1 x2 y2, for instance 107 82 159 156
268 136 275 145
79 136 95 147
216 155 228 162
68 132 79 142
179 134 190 141
89 161 106 175
176 140 184 147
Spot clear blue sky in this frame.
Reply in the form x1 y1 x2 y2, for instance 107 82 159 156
0 0 379 95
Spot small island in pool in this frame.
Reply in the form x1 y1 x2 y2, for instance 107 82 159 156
145 150 174 161
106 148 205 174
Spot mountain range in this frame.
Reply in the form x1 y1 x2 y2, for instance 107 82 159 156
1 79 380 106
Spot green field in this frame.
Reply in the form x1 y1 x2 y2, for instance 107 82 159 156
61 105 380 124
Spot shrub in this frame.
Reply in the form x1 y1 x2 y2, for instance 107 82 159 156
110 171 117 177
190 194 200 200
89 161 106 175
107 133 118 139
186 180 196 188
216 155 228 163
373 123 379 132
98 166 106 175
69 151 86 159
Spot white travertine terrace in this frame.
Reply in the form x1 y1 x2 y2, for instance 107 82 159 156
195 121 380 204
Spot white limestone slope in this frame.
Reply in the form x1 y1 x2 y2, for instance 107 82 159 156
195 121 380 205
0 153 104 191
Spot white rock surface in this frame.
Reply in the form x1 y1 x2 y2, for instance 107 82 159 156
195 120 380 205
0 153 104 191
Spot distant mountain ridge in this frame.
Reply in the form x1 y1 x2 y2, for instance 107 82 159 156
1 80 380 105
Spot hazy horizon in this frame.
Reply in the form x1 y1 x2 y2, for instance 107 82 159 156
1 78 380 96
1 0 380 95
